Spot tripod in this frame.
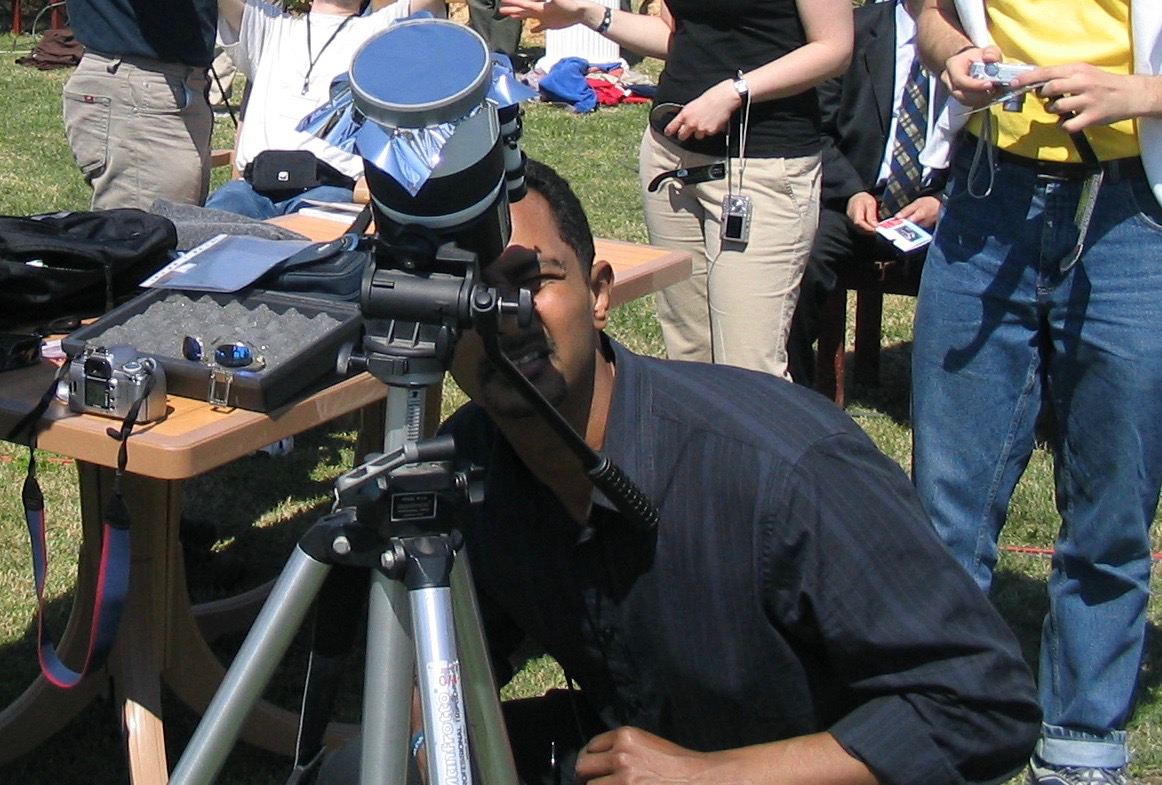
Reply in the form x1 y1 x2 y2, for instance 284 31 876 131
168 422 519 785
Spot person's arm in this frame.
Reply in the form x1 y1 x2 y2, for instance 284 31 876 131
664 0 852 142
498 0 674 60
782 433 1040 784
912 0 997 109
407 0 447 17
218 0 245 36
816 66 881 233
815 68 883 234
574 726 879 785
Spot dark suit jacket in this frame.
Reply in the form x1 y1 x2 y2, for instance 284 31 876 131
819 0 946 211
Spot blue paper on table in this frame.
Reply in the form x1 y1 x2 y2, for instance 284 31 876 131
143 234 313 293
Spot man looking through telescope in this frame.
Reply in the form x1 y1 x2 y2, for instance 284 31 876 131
438 159 1042 785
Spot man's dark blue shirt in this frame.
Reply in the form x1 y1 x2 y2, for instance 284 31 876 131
443 338 1040 785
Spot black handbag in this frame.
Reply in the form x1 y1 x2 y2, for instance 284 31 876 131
0 209 178 329
247 150 320 194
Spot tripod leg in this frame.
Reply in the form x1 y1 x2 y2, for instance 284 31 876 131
360 570 417 785
412 585 474 785
451 556 520 785
169 546 333 785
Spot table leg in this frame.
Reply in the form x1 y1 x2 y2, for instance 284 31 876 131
90 464 177 785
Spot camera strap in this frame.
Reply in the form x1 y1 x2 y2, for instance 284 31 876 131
1063 129 1102 272
5 366 148 689
724 70 752 199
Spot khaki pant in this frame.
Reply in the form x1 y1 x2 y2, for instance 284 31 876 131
639 128 820 379
63 51 213 210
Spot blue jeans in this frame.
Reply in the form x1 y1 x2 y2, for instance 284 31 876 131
912 144 1162 769
204 179 354 219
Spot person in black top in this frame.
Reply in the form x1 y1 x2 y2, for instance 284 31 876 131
497 0 852 381
63 0 217 209
439 158 1040 785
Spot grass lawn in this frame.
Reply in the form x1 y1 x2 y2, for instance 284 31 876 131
1 32 1161 784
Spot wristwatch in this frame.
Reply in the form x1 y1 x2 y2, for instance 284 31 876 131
732 73 749 99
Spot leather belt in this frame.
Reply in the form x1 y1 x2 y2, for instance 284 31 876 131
977 138 1144 183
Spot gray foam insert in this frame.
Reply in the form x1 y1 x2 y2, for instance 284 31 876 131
80 291 346 368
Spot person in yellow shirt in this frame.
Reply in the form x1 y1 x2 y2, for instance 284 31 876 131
909 1 1162 783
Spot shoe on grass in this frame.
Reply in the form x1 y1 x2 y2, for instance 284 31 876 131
1026 756 1132 785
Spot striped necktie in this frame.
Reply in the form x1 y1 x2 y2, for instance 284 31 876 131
880 58 930 219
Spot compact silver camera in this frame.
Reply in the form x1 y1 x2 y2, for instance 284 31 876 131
970 61 1039 111
68 345 167 423
720 194 753 244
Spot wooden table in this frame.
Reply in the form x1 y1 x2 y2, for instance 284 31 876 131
0 222 689 784
268 212 692 309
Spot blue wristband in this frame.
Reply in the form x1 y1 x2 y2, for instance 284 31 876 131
410 730 425 759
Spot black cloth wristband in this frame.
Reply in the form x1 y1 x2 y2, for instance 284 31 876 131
595 6 612 34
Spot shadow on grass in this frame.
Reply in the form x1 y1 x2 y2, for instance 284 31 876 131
838 339 914 425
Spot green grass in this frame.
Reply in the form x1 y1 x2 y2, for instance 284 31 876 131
0 43 1161 783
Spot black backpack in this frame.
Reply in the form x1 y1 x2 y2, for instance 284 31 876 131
0 209 178 330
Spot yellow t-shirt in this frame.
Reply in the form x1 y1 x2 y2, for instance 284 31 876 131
966 0 1140 161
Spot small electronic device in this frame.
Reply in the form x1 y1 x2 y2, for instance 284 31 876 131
0 332 41 372
969 61 1038 84
720 194 753 244
970 61 1040 111
67 345 167 423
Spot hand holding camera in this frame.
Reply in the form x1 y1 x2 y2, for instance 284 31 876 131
969 61 1043 111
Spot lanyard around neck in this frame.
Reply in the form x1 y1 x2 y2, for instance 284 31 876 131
303 11 358 96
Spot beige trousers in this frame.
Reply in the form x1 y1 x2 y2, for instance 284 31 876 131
63 51 213 211
639 127 820 379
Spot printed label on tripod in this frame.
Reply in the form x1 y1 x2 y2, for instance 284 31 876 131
392 492 438 521
425 660 473 785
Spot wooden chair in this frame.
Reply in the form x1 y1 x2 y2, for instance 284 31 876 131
11 0 65 37
814 256 922 407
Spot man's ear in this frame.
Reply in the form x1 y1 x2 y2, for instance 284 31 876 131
590 259 614 329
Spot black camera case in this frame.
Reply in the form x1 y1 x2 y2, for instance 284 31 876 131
63 288 363 412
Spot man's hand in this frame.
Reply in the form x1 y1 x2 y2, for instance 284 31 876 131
664 80 741 141
574 726 880 785
846 191 880 233
893 195 942 230
943 44 1003 108
1012 65 1162 132
575 727 716 785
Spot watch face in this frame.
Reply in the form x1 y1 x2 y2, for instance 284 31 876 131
734 78 748 97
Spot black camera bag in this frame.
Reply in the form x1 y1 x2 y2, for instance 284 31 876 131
0 208 178 329
246 150 321 195
261 233 365 301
